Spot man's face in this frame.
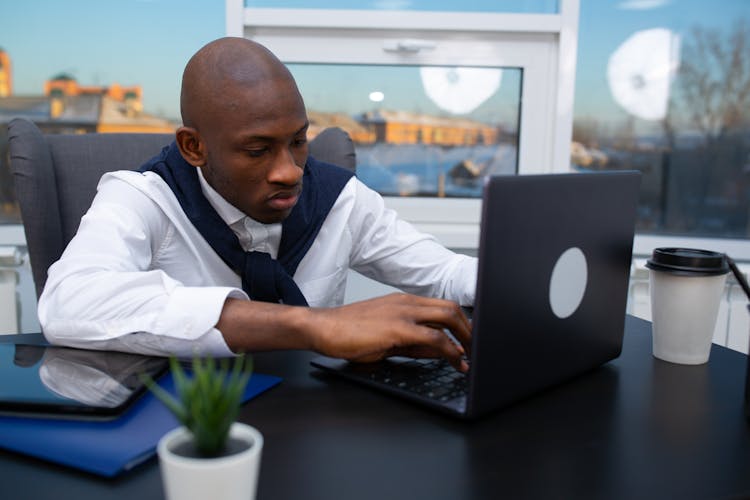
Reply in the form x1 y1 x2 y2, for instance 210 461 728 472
197 78 309 224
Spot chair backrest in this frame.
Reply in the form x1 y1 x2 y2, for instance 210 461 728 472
308 127 357 172
8 118 356 298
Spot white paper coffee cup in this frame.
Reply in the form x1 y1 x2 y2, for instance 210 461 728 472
646 248 729 365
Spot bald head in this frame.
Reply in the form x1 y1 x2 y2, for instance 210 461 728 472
180 37 298 128
174 37 309 223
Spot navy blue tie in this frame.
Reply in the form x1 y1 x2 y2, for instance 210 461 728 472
139 142 353 306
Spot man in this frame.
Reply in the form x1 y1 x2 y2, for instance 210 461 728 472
38 37 476 371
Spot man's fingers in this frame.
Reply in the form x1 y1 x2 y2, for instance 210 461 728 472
394 325 469 372
376 294 472 365
314 293 472 371
403 298 472 352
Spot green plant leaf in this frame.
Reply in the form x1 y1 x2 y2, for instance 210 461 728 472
142 354 253 457
138 361 188 425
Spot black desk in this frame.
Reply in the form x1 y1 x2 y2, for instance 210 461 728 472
2 316 750 500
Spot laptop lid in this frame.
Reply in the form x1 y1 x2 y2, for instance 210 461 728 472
0 340 168 420
311 171 640 419
466 171 640 417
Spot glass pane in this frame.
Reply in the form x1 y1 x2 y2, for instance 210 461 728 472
0 125 18 224
246 1 558 14
573 2 750 239
289 63 522 198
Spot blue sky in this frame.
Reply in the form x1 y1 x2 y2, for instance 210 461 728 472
3 0 224 120
3 0 749 126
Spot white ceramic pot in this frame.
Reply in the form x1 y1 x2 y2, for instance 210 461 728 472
157 422 263 500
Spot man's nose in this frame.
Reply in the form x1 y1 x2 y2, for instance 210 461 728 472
268 148 304 185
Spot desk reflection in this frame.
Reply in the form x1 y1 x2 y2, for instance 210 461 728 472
13 344 166 408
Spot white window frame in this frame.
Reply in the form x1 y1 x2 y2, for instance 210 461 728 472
0 226 26 247
227 0 580 249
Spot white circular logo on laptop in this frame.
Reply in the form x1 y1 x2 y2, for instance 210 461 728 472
549 247 588 319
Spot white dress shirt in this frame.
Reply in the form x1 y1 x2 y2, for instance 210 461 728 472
38 169 477 357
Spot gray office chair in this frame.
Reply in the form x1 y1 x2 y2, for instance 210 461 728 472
7 117 356 298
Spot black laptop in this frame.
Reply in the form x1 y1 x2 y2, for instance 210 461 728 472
311 171 641 419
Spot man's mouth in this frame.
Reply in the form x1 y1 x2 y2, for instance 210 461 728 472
267 187 301 211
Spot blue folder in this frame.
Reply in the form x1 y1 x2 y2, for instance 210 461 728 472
0 372 281 477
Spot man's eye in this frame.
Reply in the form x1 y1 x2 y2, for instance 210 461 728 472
246 148 268 158
293 138 307 147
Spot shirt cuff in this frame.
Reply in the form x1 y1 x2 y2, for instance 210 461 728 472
157 286 247 343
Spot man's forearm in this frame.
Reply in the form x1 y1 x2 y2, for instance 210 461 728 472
216 298 316 353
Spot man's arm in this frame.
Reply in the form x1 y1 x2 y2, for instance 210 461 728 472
38 174 239 357
217 293 471 371
346 179 477 306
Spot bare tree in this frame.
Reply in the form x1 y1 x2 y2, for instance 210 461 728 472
657 18 750 236
678 19 750 145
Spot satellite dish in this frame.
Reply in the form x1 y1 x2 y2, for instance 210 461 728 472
419 66 502 115
606 28 681 121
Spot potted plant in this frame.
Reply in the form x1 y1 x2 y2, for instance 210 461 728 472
143 355 263 500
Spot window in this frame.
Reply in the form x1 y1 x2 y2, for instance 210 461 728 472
232 0 750 260
0 1 224 333
231 0 579 246
289 62 522 199
246 0 560 14
572 1 750 259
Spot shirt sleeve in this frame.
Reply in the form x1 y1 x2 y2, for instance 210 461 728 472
347 179 477 305
37 175 241 357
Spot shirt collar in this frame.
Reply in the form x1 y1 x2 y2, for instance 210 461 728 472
197 167 247 226
196 168 283 256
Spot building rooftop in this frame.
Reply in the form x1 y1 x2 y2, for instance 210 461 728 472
0 96 50 122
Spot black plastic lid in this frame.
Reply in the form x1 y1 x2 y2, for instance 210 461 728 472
646 247 730 276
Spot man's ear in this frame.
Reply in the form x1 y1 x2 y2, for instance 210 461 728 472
175 127 206 167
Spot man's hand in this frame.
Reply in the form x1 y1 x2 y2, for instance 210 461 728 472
308 293 471 372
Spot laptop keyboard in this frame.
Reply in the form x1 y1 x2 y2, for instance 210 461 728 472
363 358 468 403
